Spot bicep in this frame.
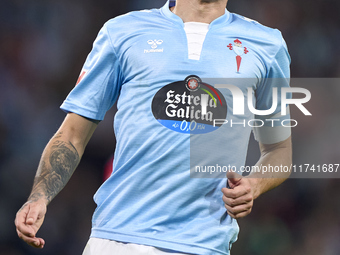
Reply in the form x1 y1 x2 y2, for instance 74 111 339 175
259 136 292 157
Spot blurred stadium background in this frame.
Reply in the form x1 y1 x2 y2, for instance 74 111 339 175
1 0 339 254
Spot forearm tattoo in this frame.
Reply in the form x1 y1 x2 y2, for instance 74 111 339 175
28 138 80 204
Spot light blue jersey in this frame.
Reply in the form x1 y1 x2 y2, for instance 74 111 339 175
61 1 290 254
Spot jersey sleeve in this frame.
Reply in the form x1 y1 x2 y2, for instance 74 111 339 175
253 36 291 144
60 22 121 121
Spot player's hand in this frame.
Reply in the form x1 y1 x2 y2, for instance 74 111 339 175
15 200 47 248
221 171 256 219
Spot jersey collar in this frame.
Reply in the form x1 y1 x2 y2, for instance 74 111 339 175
161 0 231 29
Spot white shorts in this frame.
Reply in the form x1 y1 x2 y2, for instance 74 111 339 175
82 238 192 255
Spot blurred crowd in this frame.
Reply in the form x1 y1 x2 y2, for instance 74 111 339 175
0 0 339 254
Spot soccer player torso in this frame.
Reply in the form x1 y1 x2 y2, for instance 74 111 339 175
61 2 290 254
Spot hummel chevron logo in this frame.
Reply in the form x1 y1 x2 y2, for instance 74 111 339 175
144 40 164 53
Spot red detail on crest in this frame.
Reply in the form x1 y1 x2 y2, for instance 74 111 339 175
188 79 198 89
76 71 87 85
234 39 242 44
227 43 233 50
244 47 249 54
236 55 242 72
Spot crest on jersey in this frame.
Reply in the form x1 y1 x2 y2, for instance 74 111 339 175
227 39 249 73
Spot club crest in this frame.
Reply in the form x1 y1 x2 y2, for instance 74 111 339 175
227 39 249 73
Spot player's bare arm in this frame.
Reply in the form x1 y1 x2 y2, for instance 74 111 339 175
15 113 98 249
222 137 292 219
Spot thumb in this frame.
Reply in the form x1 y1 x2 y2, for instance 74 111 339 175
227 170 242 188
26 205 39 225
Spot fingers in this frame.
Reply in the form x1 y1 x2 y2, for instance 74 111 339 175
16 229 45 249
226 207 252 219
15 204 35 237
222 185 251 199
222 191 253 207
222 179 254 219
222 191 253 219
15 201 47 249
26 204 41 225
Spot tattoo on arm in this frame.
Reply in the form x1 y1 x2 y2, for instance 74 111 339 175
53 131 63 139
28 139 80 204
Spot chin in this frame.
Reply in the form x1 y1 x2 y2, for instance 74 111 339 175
200 0 221 3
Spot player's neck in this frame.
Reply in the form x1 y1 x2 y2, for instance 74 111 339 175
171 0 227 24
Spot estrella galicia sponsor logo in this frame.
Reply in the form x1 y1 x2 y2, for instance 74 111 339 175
151 75 227 134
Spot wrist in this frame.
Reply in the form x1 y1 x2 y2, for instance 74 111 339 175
247 177 262 200
28 193 49 206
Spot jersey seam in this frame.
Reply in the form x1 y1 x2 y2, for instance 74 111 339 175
266 33 284 78
101 23 123 111
256 34 286 105
104 23 125 86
